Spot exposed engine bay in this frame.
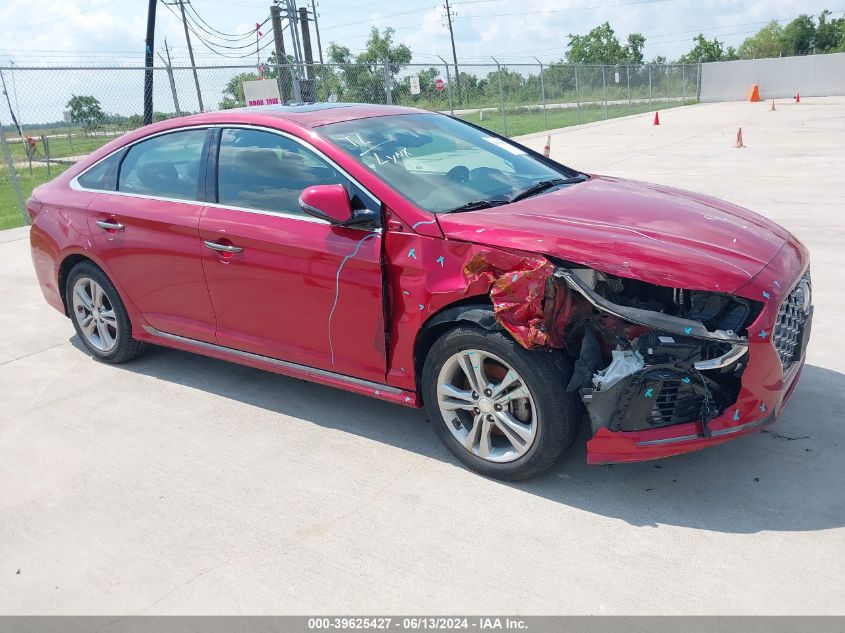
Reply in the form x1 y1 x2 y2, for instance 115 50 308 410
552 266 762 437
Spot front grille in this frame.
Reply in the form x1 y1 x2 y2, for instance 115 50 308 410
648 379 703 426
772 270 811 370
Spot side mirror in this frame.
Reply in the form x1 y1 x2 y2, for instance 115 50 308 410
299 184 354 224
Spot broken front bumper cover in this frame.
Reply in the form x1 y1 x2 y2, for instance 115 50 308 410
553 263 810 464
584 342 806 464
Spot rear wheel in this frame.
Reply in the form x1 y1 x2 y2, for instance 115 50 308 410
66 262 146 364
422 325 579 480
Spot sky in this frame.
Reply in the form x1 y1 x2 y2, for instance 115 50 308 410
1 0 842 68
0 0 841 124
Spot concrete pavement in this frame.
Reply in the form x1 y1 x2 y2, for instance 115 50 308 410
1 97 844 615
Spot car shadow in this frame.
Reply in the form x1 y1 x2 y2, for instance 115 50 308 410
73 336 845 534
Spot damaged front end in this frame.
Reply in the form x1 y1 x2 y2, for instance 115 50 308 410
558 267 759 438
464 251 762 442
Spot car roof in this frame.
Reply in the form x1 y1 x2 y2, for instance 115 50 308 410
62 103 436 179
177 102 431 129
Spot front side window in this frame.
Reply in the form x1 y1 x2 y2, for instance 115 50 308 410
320 113 579 213
118 129 207 201
216 128 370 217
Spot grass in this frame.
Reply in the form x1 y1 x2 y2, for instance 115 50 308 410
0 165 68 230
457 99 693 137
0 98 695 231
5 129 124 162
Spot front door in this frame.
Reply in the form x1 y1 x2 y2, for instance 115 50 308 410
198 127 386 383
86 127 218 344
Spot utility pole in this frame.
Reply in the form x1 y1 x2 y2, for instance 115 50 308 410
310 0 323 65
298 6 315 79
167 0 204 112
443 0 461 103
143 0 156 125
286 0 304 69
270 3 291 102
157 39 182 116
256 22 261 69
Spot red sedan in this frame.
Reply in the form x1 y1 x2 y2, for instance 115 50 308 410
29 104 812 480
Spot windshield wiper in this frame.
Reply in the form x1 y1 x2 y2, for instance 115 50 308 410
509 174 588 203
442 199 510 214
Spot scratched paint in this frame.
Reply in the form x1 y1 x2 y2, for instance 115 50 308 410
327 233 379 364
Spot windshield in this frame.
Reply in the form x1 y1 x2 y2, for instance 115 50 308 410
319 113 581 213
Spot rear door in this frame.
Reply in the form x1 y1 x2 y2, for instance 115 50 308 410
198 126 387 382
83 127 218 343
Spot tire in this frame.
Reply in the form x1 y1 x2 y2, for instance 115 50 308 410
421 325 580 481
65 261 147 364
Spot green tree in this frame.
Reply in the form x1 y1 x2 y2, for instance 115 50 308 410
679 34 731 63
814 10 844 51
355 26 411 75
219 72 259 109
624 33 645 64
327 27 412 102
738 21 785 58
565 22 646 64
781 14 817 55
66 95 105 133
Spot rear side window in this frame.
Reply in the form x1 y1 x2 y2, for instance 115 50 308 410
77 153 120 191
216 128 358 216
118 129 207 201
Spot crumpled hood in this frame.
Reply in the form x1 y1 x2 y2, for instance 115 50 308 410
436 176 789 294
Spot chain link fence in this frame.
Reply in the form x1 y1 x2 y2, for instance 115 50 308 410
0 60 699 228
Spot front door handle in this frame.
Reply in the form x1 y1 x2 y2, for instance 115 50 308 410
96 219 125 231
204 240 244 254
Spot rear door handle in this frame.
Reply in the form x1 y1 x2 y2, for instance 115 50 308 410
96 219 125 231
204 240 244 254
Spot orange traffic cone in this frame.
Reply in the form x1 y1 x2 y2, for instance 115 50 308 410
653 111 660 126
543 134 551 158
770 99 776 111
795 92 801 103
734 127 746 148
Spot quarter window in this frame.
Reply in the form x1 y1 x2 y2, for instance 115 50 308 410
77 152 121 191
118 129 207 201
216 128 371 217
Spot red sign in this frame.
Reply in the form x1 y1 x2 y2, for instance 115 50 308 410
435 78 444 92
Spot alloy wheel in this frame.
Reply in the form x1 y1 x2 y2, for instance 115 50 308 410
72 277 119 353
436 349 538 463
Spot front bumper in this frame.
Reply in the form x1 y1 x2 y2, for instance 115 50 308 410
585 235 811 464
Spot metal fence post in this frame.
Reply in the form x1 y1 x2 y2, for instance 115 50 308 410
383 62 393 105
40 134 50 177
574 64 581 124
439 55 454 115
697 57 703 101
534 57 548 131
290 64 302 102
601 65 608 119
626 65 632 114
0 118 28 226
682 64 687 102
648 65 653 105
492 57 507 135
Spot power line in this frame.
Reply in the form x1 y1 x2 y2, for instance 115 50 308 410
185 3 264 41
161 1 272 57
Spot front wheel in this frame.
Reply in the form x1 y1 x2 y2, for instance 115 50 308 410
421 325 580 480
